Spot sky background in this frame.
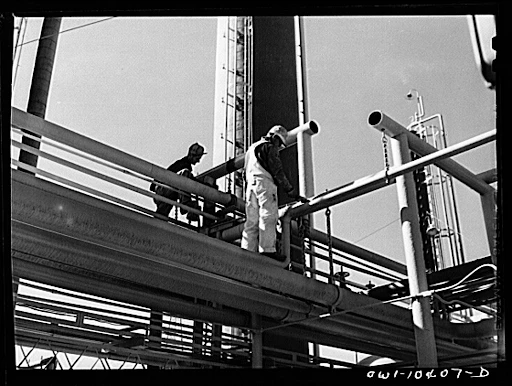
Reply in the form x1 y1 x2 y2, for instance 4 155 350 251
11 15 496 278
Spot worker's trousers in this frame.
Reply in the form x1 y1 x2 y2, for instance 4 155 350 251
241 176 278 253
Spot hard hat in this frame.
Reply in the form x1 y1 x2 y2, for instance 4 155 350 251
267 125 288 147
188 143 207 157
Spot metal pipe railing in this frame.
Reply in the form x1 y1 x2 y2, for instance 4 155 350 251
368 110 493 195
11 138 218 223
217 219 406 285
11 107 244 213
286 128 496 219
197 120 320 181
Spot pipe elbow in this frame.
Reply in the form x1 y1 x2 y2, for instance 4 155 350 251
286 120 320 145
435 317 497 340
305 120 320 136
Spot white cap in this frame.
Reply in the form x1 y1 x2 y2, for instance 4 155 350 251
266 125 288 147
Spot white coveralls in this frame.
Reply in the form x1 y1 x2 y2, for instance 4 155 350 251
241 139 280 253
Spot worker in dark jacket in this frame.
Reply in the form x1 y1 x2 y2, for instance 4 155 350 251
241 125 299 261
151 143 206 220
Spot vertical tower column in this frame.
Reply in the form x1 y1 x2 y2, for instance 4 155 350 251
212 16 252 196
18 17 62 173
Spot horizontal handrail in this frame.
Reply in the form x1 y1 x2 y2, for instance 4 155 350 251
11 107 244 213
11 139 219 222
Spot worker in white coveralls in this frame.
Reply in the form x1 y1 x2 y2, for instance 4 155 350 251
241 125 299 262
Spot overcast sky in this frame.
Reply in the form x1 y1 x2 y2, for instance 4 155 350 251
12 15 496 278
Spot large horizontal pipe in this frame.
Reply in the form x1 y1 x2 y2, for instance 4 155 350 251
368 110 494 195
11 169 343 312
197 120 320 181
12 257 250 329
435 317 497 341
11 107 244 212
287 127 496 219
11 168 493 359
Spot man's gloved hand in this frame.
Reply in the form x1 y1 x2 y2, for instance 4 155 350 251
287 188 308 203
278 205 291 218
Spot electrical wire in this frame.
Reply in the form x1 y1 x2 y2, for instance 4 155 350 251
353 217 400 244
15 17 116 48
12 17 28 89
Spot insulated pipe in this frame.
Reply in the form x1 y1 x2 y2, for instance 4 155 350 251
11 169 343 312
368 110 493 195
390 132 438 367
12 257 250 329
12 171 493 357
435 317 497 340
11 107 244 213
197 120 320 181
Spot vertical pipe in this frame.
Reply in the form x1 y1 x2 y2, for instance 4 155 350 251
294 16 315 198
251 313 262 368
480 190 497 265
281 215 292 261
18 17 62 173
294 16 317 280
147 311 163 369
390 133 438 367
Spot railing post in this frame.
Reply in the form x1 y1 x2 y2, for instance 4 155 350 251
281 214 291 262
390 132 438 367
251 313 263 368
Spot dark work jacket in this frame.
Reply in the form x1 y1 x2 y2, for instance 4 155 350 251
150 156 193 191
254 140 293 193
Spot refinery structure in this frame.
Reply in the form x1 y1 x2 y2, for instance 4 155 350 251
7 14 501 371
